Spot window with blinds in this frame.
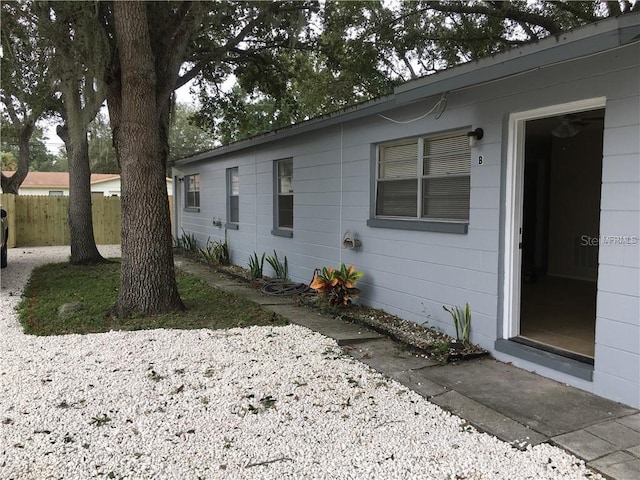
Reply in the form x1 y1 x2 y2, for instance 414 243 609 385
376 132 470 222
275 158 293 229
227 167 239 224
185 174 200 209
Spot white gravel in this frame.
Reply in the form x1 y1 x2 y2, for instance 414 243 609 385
0 247 601 479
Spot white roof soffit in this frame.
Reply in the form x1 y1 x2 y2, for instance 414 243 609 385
172 12 639 167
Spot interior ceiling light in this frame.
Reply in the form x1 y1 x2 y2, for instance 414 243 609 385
551 117 582 138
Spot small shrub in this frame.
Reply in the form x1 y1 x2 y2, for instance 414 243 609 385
265 250 288 281
443 303 471 343
199 239 217 263
248 252 265 281
199 232 230 265
310 264 363 307
175 229 198 254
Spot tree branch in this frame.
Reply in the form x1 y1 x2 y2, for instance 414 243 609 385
604 1 622 16
155 3 207 106
174 2 316 92
402 56 417 79
554 1 600 22
425 1 564 35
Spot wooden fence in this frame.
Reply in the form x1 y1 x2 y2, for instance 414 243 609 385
0 194 173 248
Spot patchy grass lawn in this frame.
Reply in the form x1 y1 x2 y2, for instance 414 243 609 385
17 260 287 336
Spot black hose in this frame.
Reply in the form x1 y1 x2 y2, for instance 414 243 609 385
260 279 310 296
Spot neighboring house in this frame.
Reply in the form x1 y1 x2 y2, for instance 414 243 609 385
1 171 173 197
171 14 640 408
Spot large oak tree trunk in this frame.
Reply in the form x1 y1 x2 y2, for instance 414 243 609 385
109 1 183 317
57 121 105 265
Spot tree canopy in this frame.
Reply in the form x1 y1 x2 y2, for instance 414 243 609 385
0 0 58 193
0 122 66 172
192 0 637 143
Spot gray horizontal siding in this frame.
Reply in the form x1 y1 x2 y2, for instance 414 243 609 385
173 40 640 408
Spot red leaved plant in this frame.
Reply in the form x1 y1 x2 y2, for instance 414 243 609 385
310 264 363 306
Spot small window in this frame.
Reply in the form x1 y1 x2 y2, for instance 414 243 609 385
48 191 64 196
274 158 293 233
227 167 239 225
185 174 200 209
375 132 470 222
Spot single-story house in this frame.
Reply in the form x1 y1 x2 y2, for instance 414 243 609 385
171 14 640 408
1 171 173 197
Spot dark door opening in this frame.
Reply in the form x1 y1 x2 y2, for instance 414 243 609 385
517 109 604 362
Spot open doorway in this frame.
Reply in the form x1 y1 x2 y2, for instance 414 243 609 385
513 108 604 362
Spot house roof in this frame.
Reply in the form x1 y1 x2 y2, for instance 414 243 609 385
2 171 120 189
171 12 640 167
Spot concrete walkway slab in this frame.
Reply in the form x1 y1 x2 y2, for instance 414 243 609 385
225 287 295 306
418 358 636 437
429 390 548 447
588 451 640 480
264 304 384 345
389 369 449 398
615 413 640 433
345 338 438 373
586 420 640 449
551 430 619 461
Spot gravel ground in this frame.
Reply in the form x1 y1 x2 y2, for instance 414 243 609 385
0 247 602 480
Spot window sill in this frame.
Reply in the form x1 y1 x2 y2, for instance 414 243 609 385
271 228 293 238
494 338 593 381
184 207 200 213
225 223 239 230
367 218 468 234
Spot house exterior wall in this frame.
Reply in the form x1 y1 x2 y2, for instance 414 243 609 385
13 179 173 197
17 187 68 196
91 179 173 197
173 41 639 408
90 179 121 196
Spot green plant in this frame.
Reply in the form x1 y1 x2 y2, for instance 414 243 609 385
17 260 287 335
443 303 471 343
310 263 363 306
199 239 217 263
175 229 198 253
199 232 230 265
430 341 452 364
265 250 288 281
147 369 165 382
89 414 111 427
248 252 265 281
